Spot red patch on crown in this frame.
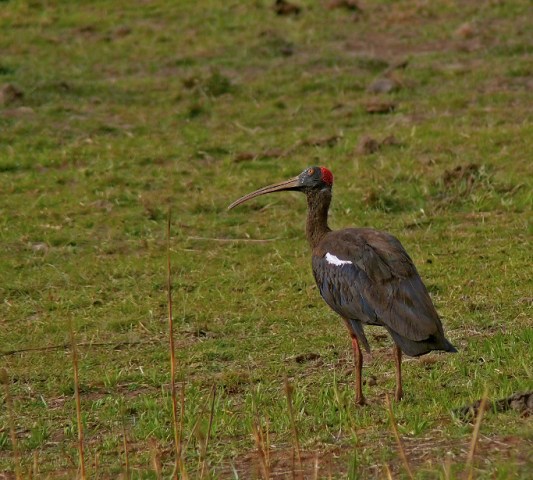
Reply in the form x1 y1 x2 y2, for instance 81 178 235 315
320 167 333 185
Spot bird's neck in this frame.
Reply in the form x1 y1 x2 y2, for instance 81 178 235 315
306 189 332 249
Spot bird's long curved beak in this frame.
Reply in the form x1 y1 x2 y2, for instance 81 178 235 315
227 176 301 210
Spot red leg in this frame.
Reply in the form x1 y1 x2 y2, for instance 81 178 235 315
342 320 365 405
351 335 365 405
393 344 403 401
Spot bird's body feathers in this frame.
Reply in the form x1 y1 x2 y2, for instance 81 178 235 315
312 228 456 357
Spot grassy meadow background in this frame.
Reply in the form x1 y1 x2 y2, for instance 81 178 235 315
1 0 532 477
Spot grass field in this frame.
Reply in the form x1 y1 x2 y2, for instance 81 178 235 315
1 0 532 478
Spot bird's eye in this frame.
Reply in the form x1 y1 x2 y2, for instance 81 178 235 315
307 168 315 176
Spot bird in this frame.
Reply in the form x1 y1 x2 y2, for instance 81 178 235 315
228 166 457 404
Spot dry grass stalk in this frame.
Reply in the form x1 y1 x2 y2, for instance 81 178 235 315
33 450 39 478
69 323 86 480
466 389 489 480
0 368 22 480
312 452 319 480
385 394 414 480
284 377 303 479
94 452 100 479
199 385 217 479
150 438 162 480
384 464 393 480
167 209 183 478
252 415 271 480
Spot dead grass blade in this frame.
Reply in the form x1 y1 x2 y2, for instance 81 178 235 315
69 322 86 480
385 394 414 480
252 415 271 480
466 389 489 480
150 438 162 480
384 464 393 480
312 452 319 480
0 368 22 480
94 451 100 479
284 377 303 480
33 450 39 478
167 209 183 478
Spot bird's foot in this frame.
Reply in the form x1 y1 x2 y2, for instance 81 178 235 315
394 390 403 402
355 395 367 406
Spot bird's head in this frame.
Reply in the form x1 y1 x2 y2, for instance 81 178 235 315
228 166 333 210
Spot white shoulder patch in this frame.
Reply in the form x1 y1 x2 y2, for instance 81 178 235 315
325 252 353 266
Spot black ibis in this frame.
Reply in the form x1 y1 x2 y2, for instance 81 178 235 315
228 166 457 404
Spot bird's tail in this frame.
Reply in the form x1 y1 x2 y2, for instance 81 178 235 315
388 329 458 357
443 339 458 353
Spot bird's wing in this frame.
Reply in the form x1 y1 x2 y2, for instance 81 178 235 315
312 229 443 342
312 252 374 351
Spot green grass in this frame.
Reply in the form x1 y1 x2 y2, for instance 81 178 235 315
1 0 532 478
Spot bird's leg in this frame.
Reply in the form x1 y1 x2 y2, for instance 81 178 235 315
351 335 365 405
341 319 365 405
393 344 403 401
342 320 365 405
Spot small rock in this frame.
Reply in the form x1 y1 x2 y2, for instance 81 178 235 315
357 135 380 155
0 83 23 106
326 0 362 12
364 100 396 114
295 352 321 363
233 148 284 163
76 25 97 35
366 375 377 386
113 25 132 38
454 22 476 39
381 135 400 146
261 148 285 158
367 77 400 94
279 43 294 56
273 0 301 16
454 391 533 421
302 134 341 147
234 152 255 163
502 392 533 415
357 134 402 155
